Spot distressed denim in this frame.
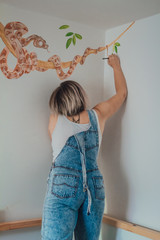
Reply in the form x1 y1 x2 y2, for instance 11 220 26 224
41 110 105 240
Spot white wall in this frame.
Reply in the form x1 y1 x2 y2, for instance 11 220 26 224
1 2 160 240
101 13 160 239
0 2 105 239
101 224 151 240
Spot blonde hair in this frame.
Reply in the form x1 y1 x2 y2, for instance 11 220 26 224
49 80 88 116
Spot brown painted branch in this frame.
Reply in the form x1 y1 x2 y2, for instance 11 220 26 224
0 21 135 70
0 22 17 57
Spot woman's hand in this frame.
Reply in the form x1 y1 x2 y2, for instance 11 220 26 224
107 54 121 70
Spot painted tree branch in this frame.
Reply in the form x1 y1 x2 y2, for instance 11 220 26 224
0 21 135 80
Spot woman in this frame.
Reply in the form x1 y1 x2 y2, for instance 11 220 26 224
41 54 128 240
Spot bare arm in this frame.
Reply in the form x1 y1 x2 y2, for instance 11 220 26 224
93 54 128 134
48 113 58 141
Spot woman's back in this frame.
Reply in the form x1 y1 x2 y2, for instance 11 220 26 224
50 109 102 162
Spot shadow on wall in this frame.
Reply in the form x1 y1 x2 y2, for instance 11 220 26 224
101 101 129 240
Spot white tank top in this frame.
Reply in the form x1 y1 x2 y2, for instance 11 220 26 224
51 109 102 162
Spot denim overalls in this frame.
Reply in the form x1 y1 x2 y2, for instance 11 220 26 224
41 109 105 240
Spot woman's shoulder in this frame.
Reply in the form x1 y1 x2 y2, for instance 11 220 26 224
91 107 105 135
48 113 58 135
90 108 101 121
49 112 58 122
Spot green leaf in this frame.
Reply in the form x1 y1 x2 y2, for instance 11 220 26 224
113 45 115 52
59 25 70 29
115 42 120 46
66 38 72 49
75 33 82 39
115 46 118 53
65 32 74 37
73 35 76 45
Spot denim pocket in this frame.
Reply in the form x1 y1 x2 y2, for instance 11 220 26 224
51 173 79 198
92 176 105 200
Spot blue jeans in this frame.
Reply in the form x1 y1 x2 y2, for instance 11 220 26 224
41 110 105 240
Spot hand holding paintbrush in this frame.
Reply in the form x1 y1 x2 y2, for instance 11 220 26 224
104 54 121 70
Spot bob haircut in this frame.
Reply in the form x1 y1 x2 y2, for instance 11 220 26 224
49 80 88 117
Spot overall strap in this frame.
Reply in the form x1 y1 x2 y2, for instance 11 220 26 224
87 109 98 131
73 109 99 215
74 133 92 215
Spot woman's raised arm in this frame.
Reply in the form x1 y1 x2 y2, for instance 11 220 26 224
93 54 128 135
